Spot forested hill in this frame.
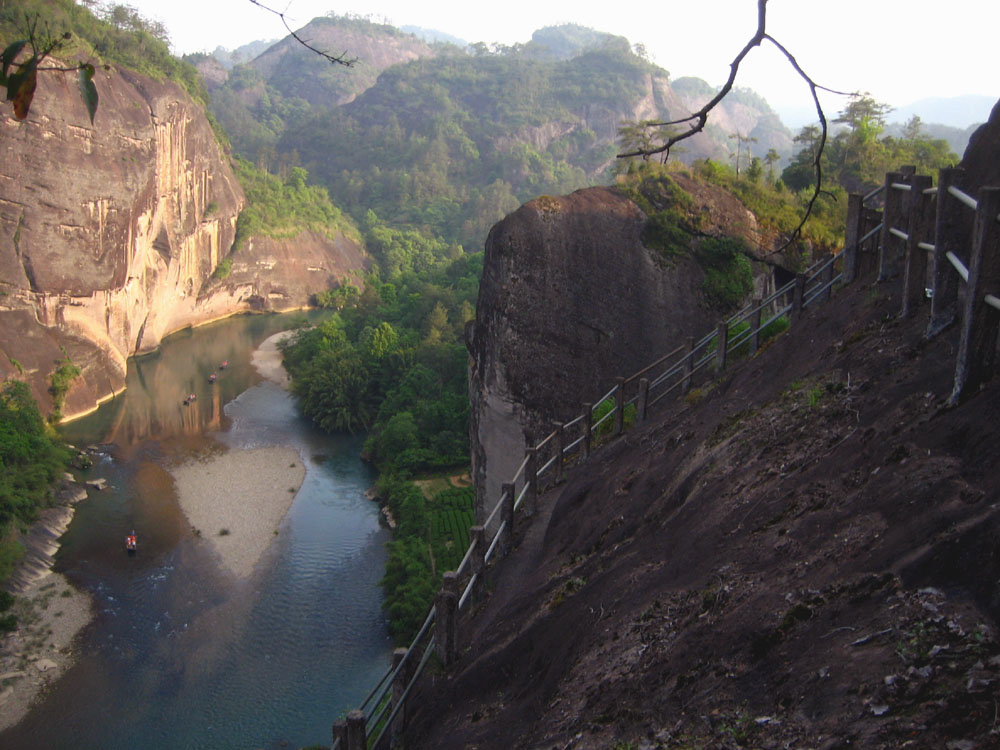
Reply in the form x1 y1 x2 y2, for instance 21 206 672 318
191 15 436 163
200 18 794 253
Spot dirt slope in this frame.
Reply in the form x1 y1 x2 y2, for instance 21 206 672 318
407 269 1000 749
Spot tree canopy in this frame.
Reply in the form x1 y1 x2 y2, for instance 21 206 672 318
782 94 958 194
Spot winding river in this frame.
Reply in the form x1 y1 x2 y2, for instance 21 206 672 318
1 313 392 750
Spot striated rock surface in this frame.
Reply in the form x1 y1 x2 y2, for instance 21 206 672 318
468 186 711 517
0 63 365 420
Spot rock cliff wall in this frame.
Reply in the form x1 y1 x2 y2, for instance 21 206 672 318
0 63 365 420
468 187 711 517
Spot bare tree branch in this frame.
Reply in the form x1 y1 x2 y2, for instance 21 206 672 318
761 33 838 250
616 0 857 256
617 0 768 162
248 0 357 67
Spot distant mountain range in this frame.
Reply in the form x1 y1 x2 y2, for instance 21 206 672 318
195 19 795 252
197 18 993 250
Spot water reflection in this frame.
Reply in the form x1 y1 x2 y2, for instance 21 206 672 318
62 314 309 451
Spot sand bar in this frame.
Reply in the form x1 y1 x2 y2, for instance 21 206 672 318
171 446 306 579
251 329 297 388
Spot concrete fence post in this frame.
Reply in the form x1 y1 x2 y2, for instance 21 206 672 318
819 258 835 304
500 482 515 557
636 378 649 424
843 192 864 284
682 337 695 394
581 403 593 460
469 524 486 607
714 321 728 373
390 647 413 746
902 174 935 318
879 171 907 280
791 274 806 322
613 376 626 435
470 526 486 578
524 447 537 515
950 187 1000 404
434 572 459 668
333 719 347 749
749 297 762 356
553 422 564 483
345 710 367 750
928 167 970 338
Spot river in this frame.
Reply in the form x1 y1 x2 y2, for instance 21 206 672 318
0 313 392 750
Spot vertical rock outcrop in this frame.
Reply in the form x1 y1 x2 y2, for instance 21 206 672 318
959 98 1000 187
468 187 711 517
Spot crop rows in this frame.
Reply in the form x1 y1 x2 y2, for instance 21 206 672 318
431 487 476 572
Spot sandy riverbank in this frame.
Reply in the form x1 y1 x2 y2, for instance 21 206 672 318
251 329 297 388
0 573 93 732
171 446 306 579
174 329 304 578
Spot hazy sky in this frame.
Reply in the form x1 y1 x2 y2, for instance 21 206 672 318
123 0 997 125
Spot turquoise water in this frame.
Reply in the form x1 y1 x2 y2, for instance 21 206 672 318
0 314 392 750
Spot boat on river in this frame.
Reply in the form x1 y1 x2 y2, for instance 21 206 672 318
126 531 137 555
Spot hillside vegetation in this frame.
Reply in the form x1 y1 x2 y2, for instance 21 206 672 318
0 0 207 106
0 381 70 588
205 19 793 258
280 245 480 641
783 95 958 194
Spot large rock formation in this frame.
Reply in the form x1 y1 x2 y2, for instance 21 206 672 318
468 187 711 517
467 175 799 519
0 63 365 420
960 97 1000 187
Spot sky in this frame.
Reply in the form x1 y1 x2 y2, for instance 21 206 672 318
121 0 998 128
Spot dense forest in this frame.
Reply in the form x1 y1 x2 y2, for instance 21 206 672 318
280 242 480 641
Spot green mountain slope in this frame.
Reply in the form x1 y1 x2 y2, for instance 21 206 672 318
201 19 794 254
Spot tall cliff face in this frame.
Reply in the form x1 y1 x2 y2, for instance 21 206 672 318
0 64 365 420
467 176 792 518
468 187 710 516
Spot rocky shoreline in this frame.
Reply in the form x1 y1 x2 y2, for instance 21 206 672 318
0 474 97 732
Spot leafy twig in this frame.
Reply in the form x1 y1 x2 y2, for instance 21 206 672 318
1 14 98 123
